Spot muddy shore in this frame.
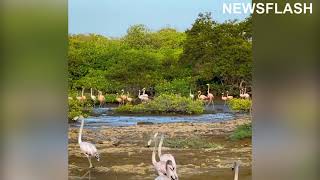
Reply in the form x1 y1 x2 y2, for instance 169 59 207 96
68 117 252 180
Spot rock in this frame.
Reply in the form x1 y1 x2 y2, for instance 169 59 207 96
137 121 154 125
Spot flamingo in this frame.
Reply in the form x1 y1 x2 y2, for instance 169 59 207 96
115 93 123 106
76 115 100 168
154 160 177 180
152 138 177 179
120 89 127 104
97 91 105 108
232 161 240 180
189 89 194 100
243 88 250 99
76 87 86 102
139 89 149 103
197 91 207 101
90 88 97 107
239 88 245 98
226 91 233 100
157 134 178 179
206 84 214 107
142 88 149 98
221 92 228 106
126 92 133 104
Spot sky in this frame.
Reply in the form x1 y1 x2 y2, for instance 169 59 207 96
69 0 251 37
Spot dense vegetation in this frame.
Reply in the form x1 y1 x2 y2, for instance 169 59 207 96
230 123 252 140
116 94 204 114
68 13 252 118
68 13 252 96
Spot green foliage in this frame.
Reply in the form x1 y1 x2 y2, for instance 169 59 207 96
105 93 118 103
155 78 192 97
68 99 92 121
230 123 252 140
68 13 252 96
116 94 204 114
228 98 252 112
164 137 223 149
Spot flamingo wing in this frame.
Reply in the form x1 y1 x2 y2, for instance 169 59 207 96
80 142 97 156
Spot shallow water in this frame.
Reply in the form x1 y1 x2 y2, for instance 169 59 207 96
71 112 241 128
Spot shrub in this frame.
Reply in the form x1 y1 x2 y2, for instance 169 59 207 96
68 92 92 121
228 98 252 112
105 93 118 103
155 79 191 97
116 94 204 114
230 123 252 140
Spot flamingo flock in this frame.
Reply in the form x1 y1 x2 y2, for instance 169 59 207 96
70 84 251 109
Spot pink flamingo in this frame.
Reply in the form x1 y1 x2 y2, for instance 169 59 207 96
76 116 100 168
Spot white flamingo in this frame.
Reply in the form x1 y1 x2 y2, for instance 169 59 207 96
232 161 240 180
154 160 176 180
139 89 149 103
189 89 194 100
157 134 178 179
90 88 97 107
243 88 250 99
76 116 100 168
152 138 177 179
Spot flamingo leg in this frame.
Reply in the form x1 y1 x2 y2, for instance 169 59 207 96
87 156 93 168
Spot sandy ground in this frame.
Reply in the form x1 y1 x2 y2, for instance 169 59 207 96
68 117 252 180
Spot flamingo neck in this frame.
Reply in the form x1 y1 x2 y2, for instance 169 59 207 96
90 88 93 96
207 85 210 94
138 90 141 96
78 119 84 144
81 88 84 96
234 165 239 180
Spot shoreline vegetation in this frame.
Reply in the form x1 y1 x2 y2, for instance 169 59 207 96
115 94 204 115
68 12 252 120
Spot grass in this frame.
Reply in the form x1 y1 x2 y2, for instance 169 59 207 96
116 94 204 115
164 137 223 149
230 123 252 140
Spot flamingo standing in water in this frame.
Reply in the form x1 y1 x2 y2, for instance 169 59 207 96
226 91 233 100
197 91 207 101
206 84 214 108
221 92 228 106
76 115 100 168
97 91 105 108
